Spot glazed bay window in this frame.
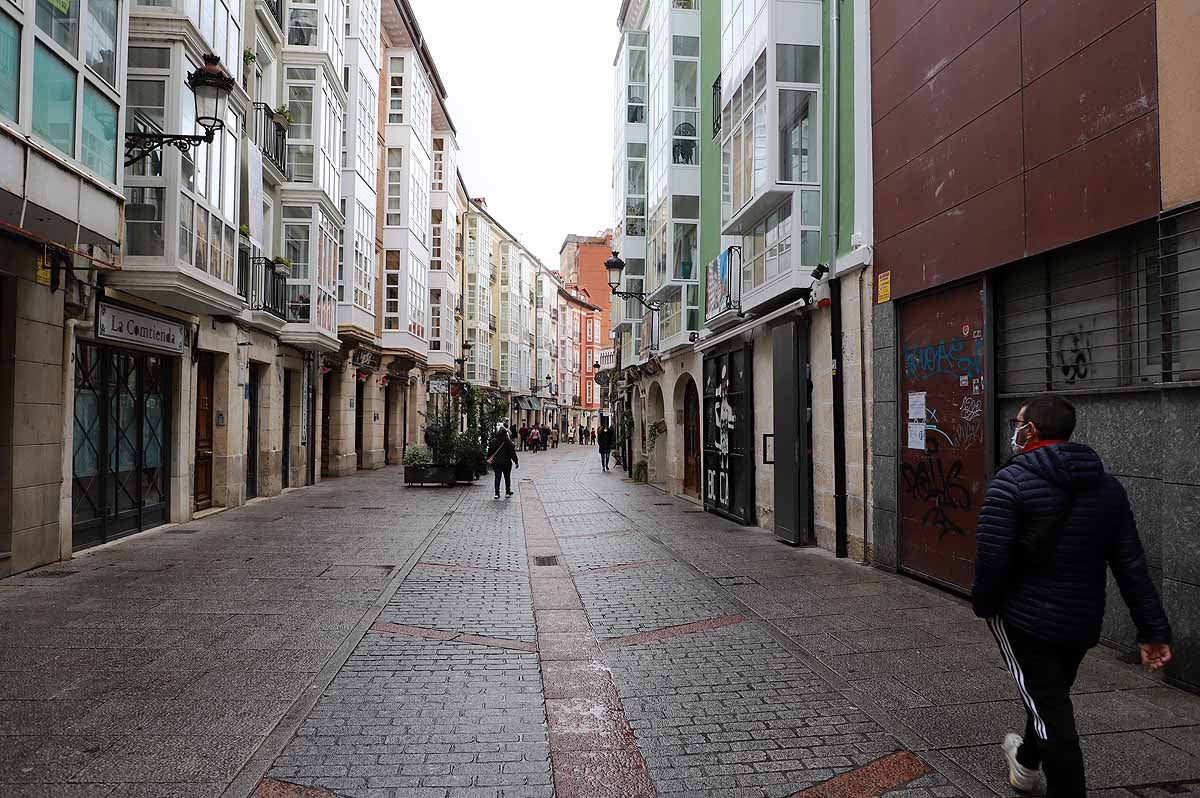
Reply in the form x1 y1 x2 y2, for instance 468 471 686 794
287 0 318 45
431 209 443 269
33 44 76 156
778 44 820 184
0 14 17 122
673 222 697 281
408 255 426 338
429 289 442 349
384 250 401 330
285 70 315 182
385 147 403 225
353 201 373 311
432 138 444 190
354 71 375 180
627 31 646 124
126 187 165 255
283 205 312 322
387 56 403 123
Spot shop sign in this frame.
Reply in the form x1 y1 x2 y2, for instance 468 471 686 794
705 249 732 319
429 378 450 394
351 345 382 370
97 302 186 355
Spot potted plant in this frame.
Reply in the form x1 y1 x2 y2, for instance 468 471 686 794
272 105 293 128
271 256 292 277
402 445 455 486
243 49 256 66
633 460 649 483
452 432 485 483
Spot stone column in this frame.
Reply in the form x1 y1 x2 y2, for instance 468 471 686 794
325 366 358 477
386 381 405 463
360 373 386 470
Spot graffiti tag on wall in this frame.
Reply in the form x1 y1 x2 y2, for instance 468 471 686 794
903 337 984 384
900 440 973 540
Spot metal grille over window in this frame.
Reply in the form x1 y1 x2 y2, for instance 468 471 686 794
1161 203 1200 383
997 222 1160 394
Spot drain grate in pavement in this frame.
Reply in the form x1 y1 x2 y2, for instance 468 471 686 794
167 528 200 534
714 575 760 586
534 556 559 567
318 506 347 510
361 507 386 510
653 502 672 506
28 570 77 578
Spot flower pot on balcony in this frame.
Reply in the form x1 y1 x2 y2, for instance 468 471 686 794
271 258 291 277
272 112 291 129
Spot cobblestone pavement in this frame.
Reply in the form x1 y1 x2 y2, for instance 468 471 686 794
4 447 1200 797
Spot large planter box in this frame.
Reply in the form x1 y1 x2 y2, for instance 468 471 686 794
454 463 478 483
404 465 456 486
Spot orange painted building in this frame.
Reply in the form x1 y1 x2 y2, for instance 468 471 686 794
559 232 614 357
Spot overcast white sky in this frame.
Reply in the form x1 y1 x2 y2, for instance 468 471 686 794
408 0 619 269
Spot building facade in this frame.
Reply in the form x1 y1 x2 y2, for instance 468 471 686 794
867 0 1200 689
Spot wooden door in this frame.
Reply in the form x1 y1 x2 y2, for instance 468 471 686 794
683 379 701 498
194 353 214 511
897 280 988 591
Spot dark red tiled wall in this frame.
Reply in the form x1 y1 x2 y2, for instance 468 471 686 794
871 0 1159 300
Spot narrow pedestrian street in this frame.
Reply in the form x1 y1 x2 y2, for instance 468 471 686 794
3 447 1199 798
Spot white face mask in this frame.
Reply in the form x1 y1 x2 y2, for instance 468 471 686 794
1011 422 1030 454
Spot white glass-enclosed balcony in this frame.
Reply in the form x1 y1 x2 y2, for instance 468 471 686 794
279 202 340 350
115 43 247 316
719 0 823 312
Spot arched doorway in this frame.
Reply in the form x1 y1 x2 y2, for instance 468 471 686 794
647 382 666 487
683 378 701 498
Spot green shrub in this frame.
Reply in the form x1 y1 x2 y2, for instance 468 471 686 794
402 446 433 467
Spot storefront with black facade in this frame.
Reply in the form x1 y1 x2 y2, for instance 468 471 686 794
702 343 754 524
72 301 185 549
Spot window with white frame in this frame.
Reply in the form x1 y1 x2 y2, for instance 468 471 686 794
285 67 315 182
626 31 647 124
385 147 403 225
383 250 401 330
317 213 338 331
410 61 431 148
336 197 345 301
432 138 444 190
355 69 375 180
353 201 374 311
2 0 126 184
320 83 341 194
284 205 314 322
387 56 403 124
429 289 442 349
410 159 428 245
408 254 426 338
777 45 820 184
720 49 773 222
672 35 700 166
431 209 443 269
286 0 317 46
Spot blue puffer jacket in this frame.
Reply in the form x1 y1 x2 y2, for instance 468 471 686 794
972 442 1171 647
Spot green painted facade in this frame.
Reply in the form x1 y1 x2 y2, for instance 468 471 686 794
698 0 722 292
822 0 859 262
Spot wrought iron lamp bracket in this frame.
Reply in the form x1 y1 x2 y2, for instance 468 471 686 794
124 128 217 167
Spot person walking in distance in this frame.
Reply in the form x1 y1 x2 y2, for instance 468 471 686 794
973 395 1171 797
487 423 519 498
518 423 529 451
597 420 614 472
528 425 541 453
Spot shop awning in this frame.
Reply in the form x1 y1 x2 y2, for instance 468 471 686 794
528 397 542 411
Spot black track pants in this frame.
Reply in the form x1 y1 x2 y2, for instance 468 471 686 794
988 617 1088 798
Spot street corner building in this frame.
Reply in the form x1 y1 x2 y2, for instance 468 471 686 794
0 0 527 577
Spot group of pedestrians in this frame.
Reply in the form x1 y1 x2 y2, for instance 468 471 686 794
513 422 556 452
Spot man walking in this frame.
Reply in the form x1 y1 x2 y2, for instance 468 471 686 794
518 423 529 451
973 394 1171 797
487 423 518 498
597 421 614 472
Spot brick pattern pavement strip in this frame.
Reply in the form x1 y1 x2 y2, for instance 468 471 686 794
521 481 657 798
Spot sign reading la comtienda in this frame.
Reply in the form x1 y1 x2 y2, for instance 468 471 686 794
96 301 187 355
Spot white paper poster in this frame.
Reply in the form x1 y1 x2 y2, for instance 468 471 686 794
907 422 926 451
246 141 265 250
907 392 926 421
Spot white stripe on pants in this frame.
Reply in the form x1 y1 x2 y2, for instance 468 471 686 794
988 616 1049 740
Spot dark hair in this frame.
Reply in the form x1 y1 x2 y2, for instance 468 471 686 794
1021 394 1077 440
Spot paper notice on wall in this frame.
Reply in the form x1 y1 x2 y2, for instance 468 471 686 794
907 422 926 451
247 141 265 250
906 392 926 421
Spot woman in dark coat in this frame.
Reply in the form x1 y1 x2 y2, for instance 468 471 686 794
487 424 519 498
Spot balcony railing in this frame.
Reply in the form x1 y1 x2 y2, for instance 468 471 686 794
253 103 287 174
238 249 288 320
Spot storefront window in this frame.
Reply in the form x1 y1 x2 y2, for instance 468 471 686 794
0 13 20 122
33 43 76 156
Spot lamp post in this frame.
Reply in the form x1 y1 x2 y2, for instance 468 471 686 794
125 54 237 167
606 251 662 312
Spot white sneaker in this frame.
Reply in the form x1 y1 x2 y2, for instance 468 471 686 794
1002 733 1040 792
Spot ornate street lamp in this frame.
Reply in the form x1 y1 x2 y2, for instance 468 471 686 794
124 55 237 167
605 251 662 312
